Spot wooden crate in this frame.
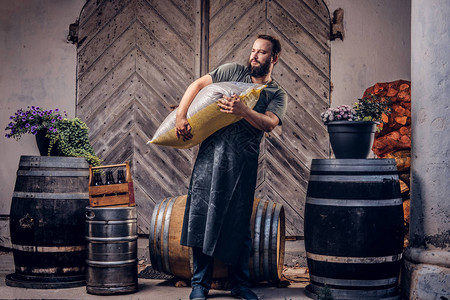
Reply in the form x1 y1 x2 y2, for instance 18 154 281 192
88 162 135 207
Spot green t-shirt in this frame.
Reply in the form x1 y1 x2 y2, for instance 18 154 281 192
209 63 288 125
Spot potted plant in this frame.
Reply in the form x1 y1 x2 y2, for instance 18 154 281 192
321 94 391 159
5 106 101 166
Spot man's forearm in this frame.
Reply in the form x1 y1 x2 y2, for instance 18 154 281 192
176 74 213 118
242 109 279 132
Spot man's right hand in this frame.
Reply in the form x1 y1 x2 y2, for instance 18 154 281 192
175 116 193 141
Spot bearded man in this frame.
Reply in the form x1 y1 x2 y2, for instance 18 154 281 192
176 35 287 300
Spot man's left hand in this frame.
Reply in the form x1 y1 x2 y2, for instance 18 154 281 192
217 94 248 116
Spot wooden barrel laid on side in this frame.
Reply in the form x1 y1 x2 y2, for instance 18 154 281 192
304 159 404 300
6 156 89 289
85 206 138 295
149 195 285 283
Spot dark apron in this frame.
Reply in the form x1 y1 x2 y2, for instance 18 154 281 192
180 119 263 264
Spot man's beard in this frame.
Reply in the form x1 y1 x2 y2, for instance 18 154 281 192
246 59 271 78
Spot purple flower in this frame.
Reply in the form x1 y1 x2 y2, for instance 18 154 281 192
32 111 37 115
51 119 56 123
57 116 63 120
25 123 30 128
35 106 40 110
38 112 44 117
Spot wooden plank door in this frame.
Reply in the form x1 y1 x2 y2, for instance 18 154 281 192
208 0 330 236
76 0 330 237
76 0 199 234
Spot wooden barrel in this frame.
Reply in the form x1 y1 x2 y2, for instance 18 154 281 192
6 156 89 289
149 195 285 282
304 159 404 300
85 206 138 295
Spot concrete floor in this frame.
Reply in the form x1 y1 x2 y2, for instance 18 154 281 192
0 240 311 300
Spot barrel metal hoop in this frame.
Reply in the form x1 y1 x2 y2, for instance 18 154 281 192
306 197 403 207
309 174 399 182
86 220 137 225
162 196 176 275
85 235 138 242
263 201 274 281
13 191 89 200
86 258 138 267
270 203 282 281
306 252 403 264
309 283 398 298
17 170 90 177
309 274 399 287
155 197 170 273
252 199 265 282
18 266 83 274
149 198 164 269
12 244 86 252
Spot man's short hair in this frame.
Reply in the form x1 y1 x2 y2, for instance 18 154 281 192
257 34 282 59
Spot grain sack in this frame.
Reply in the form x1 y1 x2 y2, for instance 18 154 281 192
148 82 265 149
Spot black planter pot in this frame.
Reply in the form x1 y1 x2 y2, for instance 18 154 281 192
327 121 377 159
35 130 62 156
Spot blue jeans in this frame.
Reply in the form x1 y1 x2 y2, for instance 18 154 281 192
191 229 252 293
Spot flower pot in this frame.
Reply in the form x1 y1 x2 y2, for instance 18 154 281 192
327 121 377 159
35 130 62 156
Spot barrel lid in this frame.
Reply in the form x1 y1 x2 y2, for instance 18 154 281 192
13 191 89 200
85 206 137 221
19 156 90 168
312 158 396 165
310 159 398 173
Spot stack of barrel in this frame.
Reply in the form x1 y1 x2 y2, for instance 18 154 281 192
304 160 404 297
85 162 137 295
